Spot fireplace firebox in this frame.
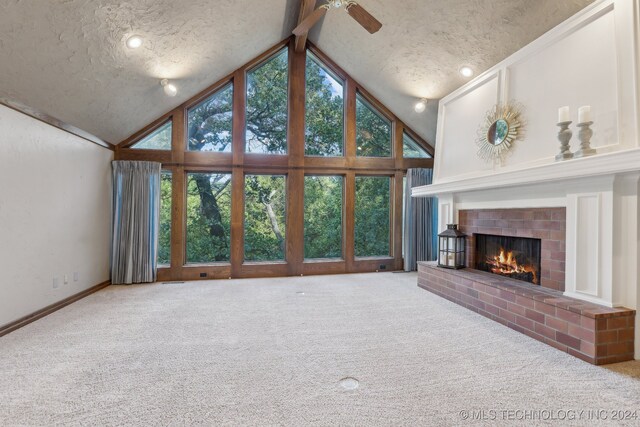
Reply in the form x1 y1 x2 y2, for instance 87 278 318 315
475 234 541 285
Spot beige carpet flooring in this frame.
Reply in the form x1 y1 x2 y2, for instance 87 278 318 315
1 272 639 426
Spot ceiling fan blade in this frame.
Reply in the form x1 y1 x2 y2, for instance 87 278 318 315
292 6 328 36
346 3 382 34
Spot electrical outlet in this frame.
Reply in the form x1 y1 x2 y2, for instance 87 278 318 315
53 277 59 289
64 275 69 284
73 272 79 282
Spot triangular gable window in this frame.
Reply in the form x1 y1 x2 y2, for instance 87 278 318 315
130 121 172 150
403 132 431 158
356 93 392 157
305 51 345 156
187 83 233 152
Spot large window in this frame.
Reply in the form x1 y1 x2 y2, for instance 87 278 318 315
355 176 391 257
131 121 172 150
304 176 343 259
246 49 289 154
158 171 172 266
186 173 232 263
356 93 392 157
403 132 431 158
187 83 233 152
305 53 344 156
244 175 286 261
120 42 435 276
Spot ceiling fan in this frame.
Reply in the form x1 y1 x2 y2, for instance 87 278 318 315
293 0 383 36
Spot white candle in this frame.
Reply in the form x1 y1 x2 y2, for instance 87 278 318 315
578 105 592 123
558 106 570 123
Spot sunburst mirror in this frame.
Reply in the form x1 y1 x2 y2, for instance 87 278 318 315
476 102 524 162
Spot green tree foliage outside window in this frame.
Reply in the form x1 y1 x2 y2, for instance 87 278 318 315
304 176 343 259
356 94 392 157
131 121 172 150
355 176 391 257
245 175 286 261
158 171 172 265
186 173 232 263
402 132 431 158
246 49 289 154
188 83 233 152
305 53 344 156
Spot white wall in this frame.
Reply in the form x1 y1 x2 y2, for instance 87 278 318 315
0 104 113 327
433 0 639 184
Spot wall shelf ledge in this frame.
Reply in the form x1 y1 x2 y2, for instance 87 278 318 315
412 147 640 197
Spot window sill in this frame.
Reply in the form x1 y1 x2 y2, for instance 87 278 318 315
242 260 287 266
303 258 345 264
183 262 231 267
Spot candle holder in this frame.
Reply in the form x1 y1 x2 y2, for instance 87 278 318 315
555 121 573 161
574 121 596 158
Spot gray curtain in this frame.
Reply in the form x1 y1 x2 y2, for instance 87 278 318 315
111 161 161 284
404 168 437 271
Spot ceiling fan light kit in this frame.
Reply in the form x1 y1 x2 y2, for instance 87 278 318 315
327 0 356 9
293 0 382 37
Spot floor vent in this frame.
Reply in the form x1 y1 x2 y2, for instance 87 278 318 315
338 377 360 391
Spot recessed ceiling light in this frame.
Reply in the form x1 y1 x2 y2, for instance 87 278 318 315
459 66 474 78
414 99 427 113
160 79 177 97
126 35 143 49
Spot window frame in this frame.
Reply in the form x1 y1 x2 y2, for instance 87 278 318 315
402 130 433 159
353 174 394 259
115 40 434 278
186 81 235 153
243 172 288 264
355 90 394 158
303 174 346 261
184 170 234 266
304 51 346 158
157 170 173 267
128 119 173 151
244 47 290 156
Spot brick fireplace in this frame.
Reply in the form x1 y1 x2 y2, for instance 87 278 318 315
459 208 566 291
417 206 635 365
417 263 636 365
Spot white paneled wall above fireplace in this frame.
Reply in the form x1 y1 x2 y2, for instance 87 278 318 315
433 0 639 185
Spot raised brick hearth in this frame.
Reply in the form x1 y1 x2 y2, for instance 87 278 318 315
418 262 635 365
459 208 566 291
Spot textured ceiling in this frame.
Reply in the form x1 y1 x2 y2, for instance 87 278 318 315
0 0 594 145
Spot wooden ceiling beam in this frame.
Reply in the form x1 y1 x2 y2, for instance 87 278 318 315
294 0 317 53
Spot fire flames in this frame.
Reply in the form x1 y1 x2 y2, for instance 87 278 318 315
487 248 538 284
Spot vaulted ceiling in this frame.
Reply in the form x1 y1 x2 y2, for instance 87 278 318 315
0 0 593 145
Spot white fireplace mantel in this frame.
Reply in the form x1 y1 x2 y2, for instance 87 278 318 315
412 148 640 198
